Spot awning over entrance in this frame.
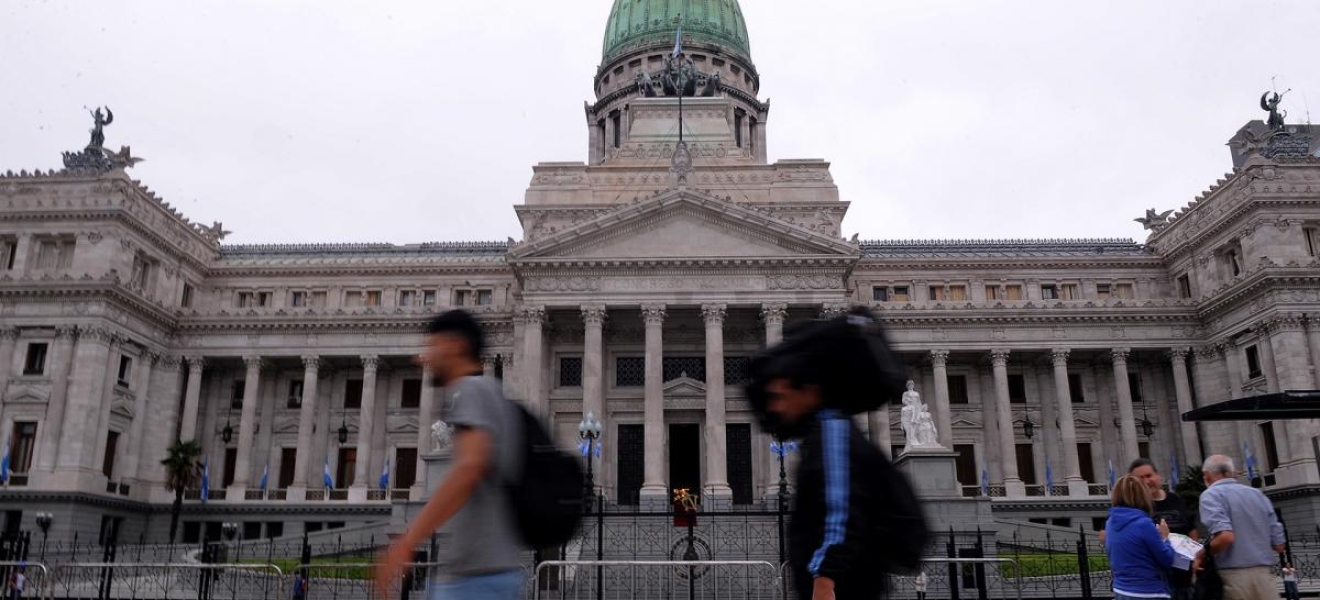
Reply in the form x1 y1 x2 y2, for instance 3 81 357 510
1181 390 1320 422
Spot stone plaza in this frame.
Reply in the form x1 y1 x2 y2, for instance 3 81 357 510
2 0 1320 551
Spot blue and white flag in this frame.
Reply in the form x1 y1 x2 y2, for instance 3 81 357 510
1107 459 1116 488
980 468 989 496
1045 462 1054 492
0 438 10 484
322 457 334 489
576 439 601 458
671 22 683 58
1244 441 1258 481
200 456 210 504
1170 456 1180 485
379 456 390 490
770 439 798 458
259 462 269 492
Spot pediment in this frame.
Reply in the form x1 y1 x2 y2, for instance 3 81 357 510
950 417 981 428
4 382 51 404
663 377 707 396
511 190 859 262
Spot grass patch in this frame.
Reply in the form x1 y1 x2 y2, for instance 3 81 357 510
229 557 375 581
998 553 1110 578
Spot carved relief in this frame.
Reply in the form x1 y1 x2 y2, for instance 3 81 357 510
524 277 602 293
766 274 843 290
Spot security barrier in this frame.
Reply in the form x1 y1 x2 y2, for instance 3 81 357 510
49 562 283 600
533 560 781 600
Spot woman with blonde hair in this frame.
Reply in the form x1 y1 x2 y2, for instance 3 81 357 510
1106 475 1177 599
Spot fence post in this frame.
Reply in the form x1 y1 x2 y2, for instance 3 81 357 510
596 495 604 600
1077 525 1092 600
974 527 987 600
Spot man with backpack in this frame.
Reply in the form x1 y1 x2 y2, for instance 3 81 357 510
748 307 928 600
377 310 532 600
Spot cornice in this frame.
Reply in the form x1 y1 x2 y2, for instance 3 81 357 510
176 313 515 334
0 279 180 328
1193 265 1320 320
854 257 1166 271
990 499 1109 512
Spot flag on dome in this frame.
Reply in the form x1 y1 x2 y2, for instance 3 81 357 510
672 22 683 58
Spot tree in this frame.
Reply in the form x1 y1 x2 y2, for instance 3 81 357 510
1175 465 1207 517
161 439 203 544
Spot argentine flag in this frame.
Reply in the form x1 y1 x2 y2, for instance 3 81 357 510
259 462 269 492
1170 456 1180 485
1244 441 1258 481
1107 459 1116 488
200 456 210 504
322 457 334 489
379 456 390 490
1045 462 1054 493
980 467 989 496
671 22 683 58
0 438 10 484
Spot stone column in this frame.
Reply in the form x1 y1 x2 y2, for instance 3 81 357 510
122 351 158 486
1167 349 1202 466
1258 331 1281 393
142 356 184 502
229 356 264 496
0 328 16 396
930 350 953 445
413 365 434 500
481 355 497 378
1268 315 1318 484
36 327 76 473
351 356 380 499
179 357 206 442
761 303 787 345
990 350 1024 497
91 334 123 483
640 304 668 502
1110 348 1140 464
702 304 731 500
1191 347 1236 457
54 327 114 487
289 356 321 499
1051 349 1087 496
1307 315 1320 388
581 305 607 426
522 307 547 417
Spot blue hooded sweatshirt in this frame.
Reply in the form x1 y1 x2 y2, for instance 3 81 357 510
1106 506 1177 597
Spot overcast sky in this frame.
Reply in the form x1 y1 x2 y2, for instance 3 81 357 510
2 1 1317 245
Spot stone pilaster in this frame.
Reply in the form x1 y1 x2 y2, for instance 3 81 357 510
229 356 264 497
35 327 76 474
929 350 952 444
639 304 668 502
122 350 158 487
413 365 434 501
581 305 607 495
1307 315 1320 388
990 350 1024 497
0 328 17 400
761 303 787 345
289 356 321 499
1167 348 1201 467
702 304 731 499
53 327 114 488
1110 348 1140 464
1051 349 1087 496
521 307 547 418
350 355 380 500
1266 315 1318 485
758 303 787 493
1191 346 1236 457
91 333 123 485
179 357 205 442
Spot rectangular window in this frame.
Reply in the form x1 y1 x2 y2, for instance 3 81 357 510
117 356 132 387
948 375 969 404
1077 443 1095 482
734 112 745 148
616 424 644 505
231 380 245 409
1225 249 1242 277
1059 284 1079 300
1261 422 1280 474
243 522 261 540
181 283 194 308
615 357 645 387
892 286 910 302
1115 283 1134 299
344 291 364 308
1306 227 1318 257
871 287 889 302
1096 284 1111 300
421 290 437 306
398 290 416 307
364 290 382 307
22 343 48 376
344 379 364 409
1177 274 1192 299
724 356 751 386
258 292 272 307
663 357 706 382
559 357 583 387
726 424 754 505
10 422 37 474
337 448 357 488
34 238 74 270
0 239 15 270
279 448 297 489
1008 374 1026 403
287 380 304 409
1041 284 1059 300
102 431 120 479
476 290 493 306
954 444 977 489
928 286 947 301
985 285 1001 301
1128 373 1144 403
1068 373 1085 403
222 448 238 488
401 379 422 409
266 522 284 539
1245 346 1263 379
310 291 327 308
395 448 418 489
454 290 470 306
1004 285 1023 300
129 252 154 291
290 291 307 308
948 285 967 301
611 111 622 148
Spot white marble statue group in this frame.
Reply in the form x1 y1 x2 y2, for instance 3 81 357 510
901 380 942 453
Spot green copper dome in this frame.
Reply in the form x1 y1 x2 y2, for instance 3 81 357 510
602 0 751 64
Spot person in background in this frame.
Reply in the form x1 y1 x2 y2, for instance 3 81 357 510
376 310 525 600
7 564 25 600
1106 475 1177 600
1281 562 1298 600
912 570 928 600
1130 458 1198 600
291 571 308 600
1196 455 1286 600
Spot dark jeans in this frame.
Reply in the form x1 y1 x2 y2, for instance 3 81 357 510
1285 580 1299 600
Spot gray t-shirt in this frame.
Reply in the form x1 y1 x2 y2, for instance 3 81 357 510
437 375 524 578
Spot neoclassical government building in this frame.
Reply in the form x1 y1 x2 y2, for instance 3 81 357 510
3 0 1320 542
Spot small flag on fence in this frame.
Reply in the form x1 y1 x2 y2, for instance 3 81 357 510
980 468 989 496
380 456 390 490
323 457 334 490
200 456 210 504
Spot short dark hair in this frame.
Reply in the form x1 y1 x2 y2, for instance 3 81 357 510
427 310 484 360
1128 458 1156 474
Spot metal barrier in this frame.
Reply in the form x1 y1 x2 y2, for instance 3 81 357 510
533 560 781 600
49 562 283 600
777 557 1022 600
289 562 445 600
0 561 50 600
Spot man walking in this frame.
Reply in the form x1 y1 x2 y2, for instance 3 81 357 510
1197 455 1286 600
1130 458 1197 600
376 310 525 600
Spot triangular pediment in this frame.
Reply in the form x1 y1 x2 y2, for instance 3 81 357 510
511 190 859 261
663 377 707 396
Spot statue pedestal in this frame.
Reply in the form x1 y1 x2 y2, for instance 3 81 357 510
389 450 454 537
893 447 992 533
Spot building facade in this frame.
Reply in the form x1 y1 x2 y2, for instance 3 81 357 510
3 0 1320 543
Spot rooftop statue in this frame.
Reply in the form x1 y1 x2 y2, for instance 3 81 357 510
1134 208 1174 232
1261 90 1288 133
87 106 113 150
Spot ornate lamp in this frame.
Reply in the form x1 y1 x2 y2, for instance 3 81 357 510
1022 417 1035 440
577 411 602 511
35 512 53 562
221 521 239 541
337 419 349 445
221 421 234 444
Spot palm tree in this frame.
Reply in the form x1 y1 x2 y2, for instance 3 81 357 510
161 439 203 544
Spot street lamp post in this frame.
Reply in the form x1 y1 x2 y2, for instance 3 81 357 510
771 437 798 567
577 411 604 600
35 512 52 562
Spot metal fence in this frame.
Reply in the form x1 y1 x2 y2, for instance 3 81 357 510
533 560 781 600
48 562 283 600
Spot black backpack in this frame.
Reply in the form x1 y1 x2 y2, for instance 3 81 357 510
506 402 585 548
